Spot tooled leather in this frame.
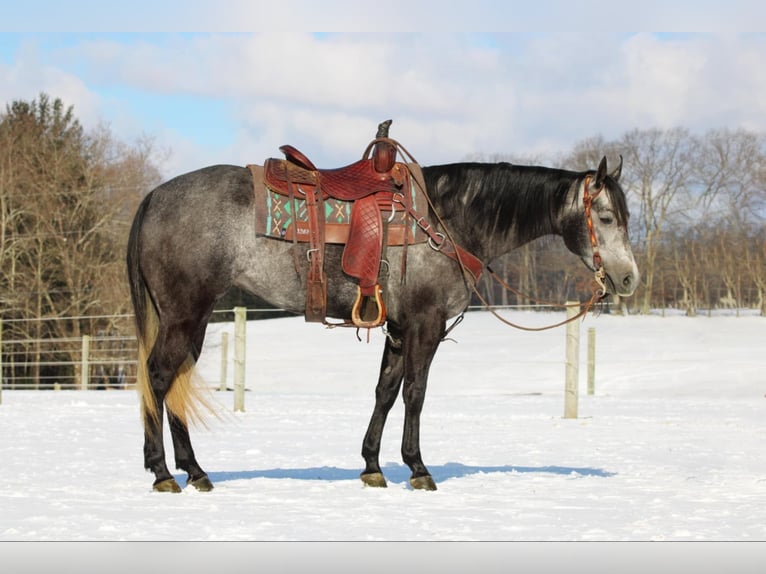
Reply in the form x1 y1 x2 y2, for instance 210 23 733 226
342 195 383 293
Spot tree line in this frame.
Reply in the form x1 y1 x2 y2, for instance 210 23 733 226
1 94 162 387
1 94 764 387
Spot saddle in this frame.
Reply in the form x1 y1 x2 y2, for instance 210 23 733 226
259 120 419 328
251 120 484 329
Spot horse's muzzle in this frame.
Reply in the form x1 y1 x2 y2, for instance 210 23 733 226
607 267 639 297
582 256 639 297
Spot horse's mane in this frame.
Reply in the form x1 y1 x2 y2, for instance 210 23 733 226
421 162 629 251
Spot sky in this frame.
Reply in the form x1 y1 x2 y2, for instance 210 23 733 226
1 2 765 179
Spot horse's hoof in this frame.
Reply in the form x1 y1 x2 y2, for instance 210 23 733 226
360 472 388 488
188 475 214 492
409 475 437 491
153 478 182 493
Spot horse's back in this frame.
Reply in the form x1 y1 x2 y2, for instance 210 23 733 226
146 164 254 215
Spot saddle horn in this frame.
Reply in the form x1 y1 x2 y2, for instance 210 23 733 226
376 119 393 138
373 119 396 173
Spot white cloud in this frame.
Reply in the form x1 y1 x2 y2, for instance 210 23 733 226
0 40 102 126
3 32 766 179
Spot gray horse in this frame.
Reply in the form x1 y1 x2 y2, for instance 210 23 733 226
127 146 638 493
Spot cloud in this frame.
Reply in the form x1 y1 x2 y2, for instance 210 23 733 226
8 0 759 33
0 39 103 126
3 32 766 179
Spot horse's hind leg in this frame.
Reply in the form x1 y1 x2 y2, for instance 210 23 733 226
168 412 212 491
167 321 214 491
144 322 207 492
143 405 178 491
361 323 405 488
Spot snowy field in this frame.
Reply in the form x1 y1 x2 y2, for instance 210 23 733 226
2 309 766 553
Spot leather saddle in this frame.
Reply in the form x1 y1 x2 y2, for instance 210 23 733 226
261 120 414 328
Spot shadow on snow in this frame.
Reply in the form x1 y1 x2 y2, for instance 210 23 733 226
197 462 615 486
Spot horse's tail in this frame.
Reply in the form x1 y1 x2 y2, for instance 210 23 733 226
127 193 158 428
127 193 215 430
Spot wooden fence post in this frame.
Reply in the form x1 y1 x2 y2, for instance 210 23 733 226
233 307 246 412
564 303 579 419
80 334 91 391
587 327 596 395
219 331 229 392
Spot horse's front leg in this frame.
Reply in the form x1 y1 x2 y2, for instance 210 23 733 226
360 322 405 488
401 315 446 491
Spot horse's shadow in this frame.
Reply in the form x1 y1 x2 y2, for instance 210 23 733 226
198 462 615 486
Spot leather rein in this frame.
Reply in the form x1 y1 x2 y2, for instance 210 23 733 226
340 138 609 335
465 174 609 332
418 168 610 334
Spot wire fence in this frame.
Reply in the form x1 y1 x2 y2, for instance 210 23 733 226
0 308 294 392
0 331 135 391
1 304 762 393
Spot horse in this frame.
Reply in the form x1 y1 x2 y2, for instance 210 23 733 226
126 142 639 493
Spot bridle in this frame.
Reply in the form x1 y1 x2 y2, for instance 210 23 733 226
582 174 608 298
454 173 612 333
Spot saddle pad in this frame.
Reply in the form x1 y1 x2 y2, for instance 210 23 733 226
250 163 429 246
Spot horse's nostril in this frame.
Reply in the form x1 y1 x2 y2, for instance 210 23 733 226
623 274 633 288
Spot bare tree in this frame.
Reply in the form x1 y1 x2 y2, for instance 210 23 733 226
619 128 697 314
695 128 766 216
670 226 701 316
743 222 766 316
0 93 162 388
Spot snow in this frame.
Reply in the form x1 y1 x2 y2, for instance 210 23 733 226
2 309 766 542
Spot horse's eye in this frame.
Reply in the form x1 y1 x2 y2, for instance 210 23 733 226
599 215 614 225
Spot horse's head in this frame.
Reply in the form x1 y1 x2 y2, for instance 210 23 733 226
561 156 639 297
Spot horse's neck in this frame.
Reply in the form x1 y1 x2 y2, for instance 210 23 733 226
427 168 570 264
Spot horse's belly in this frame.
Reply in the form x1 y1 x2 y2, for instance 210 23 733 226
235 239 470 323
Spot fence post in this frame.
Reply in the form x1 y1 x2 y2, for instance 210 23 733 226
219 331 229 391
80 334 91 391
0 318 3 404
564 302 579 419
233 307 246 412
587 327 596 395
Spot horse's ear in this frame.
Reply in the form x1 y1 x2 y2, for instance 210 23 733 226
595 156 608 188
610 154 623 182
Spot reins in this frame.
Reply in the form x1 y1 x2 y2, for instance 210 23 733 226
402 145 608 332
358 137 610 334
470 174 609 332
474 269 605 332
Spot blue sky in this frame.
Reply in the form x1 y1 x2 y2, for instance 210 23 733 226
1 3 765 178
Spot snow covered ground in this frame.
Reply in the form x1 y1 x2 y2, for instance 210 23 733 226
2 309 765 545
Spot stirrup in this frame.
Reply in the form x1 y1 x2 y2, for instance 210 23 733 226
351 285 386 328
